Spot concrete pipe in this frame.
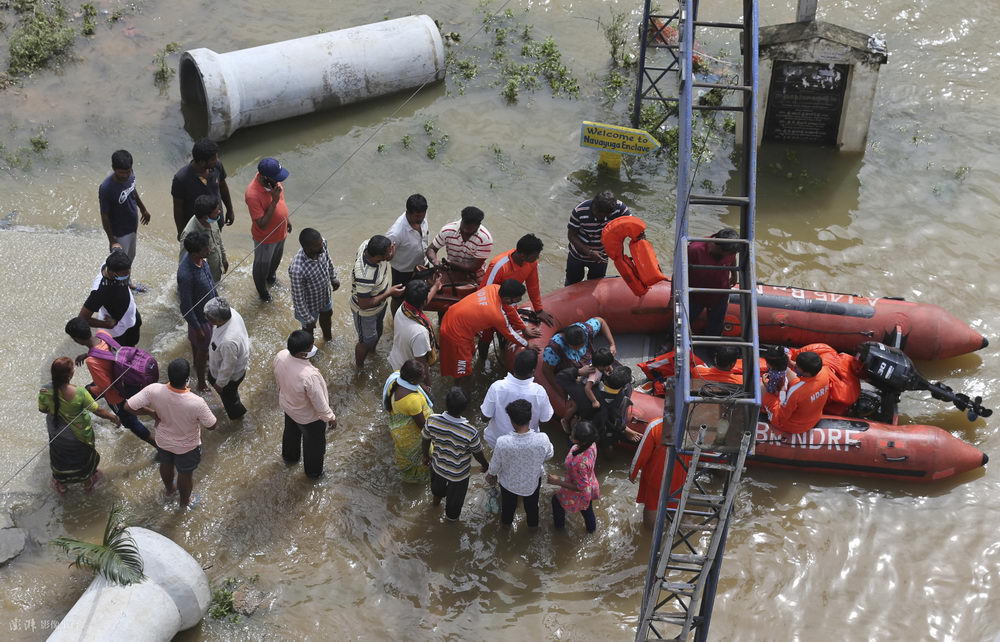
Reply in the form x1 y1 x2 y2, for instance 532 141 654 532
48 527 210 641
179 15 446 141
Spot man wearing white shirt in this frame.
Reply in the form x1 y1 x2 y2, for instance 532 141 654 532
486 399 554 527
481 349 554 448
385 193 429 312
205 297 250 420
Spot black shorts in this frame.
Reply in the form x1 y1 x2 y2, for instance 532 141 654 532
156 445 202 473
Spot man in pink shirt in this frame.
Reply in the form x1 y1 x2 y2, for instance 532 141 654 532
273 330 338 478
127 358 217 508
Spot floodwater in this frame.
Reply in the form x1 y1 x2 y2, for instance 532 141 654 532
1 0 998 639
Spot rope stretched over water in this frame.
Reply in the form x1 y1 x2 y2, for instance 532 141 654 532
1 0 517 493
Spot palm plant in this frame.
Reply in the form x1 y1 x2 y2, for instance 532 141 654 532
51 504 145 586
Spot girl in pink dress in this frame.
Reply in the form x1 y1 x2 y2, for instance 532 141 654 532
547 421 600 532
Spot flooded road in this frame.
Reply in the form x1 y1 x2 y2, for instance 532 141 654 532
1 0 998 639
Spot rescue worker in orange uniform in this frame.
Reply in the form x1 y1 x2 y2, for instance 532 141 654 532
629 417 681 529
637 349 706 396
691 345 743 385
762 351 830 434
787 343 862 415
439 279 539 378
480 233 556 327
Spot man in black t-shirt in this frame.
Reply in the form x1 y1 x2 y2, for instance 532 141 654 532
171 138 235 235
79 250 142 347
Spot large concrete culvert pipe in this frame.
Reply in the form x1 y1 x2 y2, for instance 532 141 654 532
179 15 446 141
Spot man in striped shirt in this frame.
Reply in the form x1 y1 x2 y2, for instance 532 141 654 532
566 190 631 286
351 235 404 368
425 206 494 278
421 387 489 521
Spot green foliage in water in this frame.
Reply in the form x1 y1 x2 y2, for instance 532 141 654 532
447 2 580 105
519 37 579 97
80 1 95 35
7 0 75 76
602 68 628 104
29 132 46 150
50 504 145 587
542 154 555 164
491 144 509 172
209 578 239 621
152 42 180 85
698 87 725 108
602 9 635 68
401 134 413 150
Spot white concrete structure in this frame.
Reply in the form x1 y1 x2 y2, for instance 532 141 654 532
180 15 446 141
48 528 210 642
756 21 888 152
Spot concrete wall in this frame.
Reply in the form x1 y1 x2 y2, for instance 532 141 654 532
757 36 882 152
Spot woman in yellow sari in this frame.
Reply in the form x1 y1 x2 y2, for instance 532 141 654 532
382 359 432 483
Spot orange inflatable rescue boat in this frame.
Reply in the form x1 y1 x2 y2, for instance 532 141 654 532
516 278 988 483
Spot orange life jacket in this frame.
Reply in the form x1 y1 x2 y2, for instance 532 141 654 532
788 343 862 415
638 350 706 396
602 216 667 297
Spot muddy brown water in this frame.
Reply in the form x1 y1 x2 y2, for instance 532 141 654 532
1 0 998 639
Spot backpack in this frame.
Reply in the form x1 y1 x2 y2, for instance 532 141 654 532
88 332 159 398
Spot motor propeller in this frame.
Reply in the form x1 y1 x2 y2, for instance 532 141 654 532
926 381 993 421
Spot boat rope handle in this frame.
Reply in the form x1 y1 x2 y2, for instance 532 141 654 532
758 322 876 337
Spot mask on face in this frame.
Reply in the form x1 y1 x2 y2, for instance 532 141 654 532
114 274 130 282
207 216 219 224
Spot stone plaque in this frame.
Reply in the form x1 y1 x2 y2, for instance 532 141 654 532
763 60 849 145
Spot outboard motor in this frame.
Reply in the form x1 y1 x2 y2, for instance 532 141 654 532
856 341 921 393
856 342 992 422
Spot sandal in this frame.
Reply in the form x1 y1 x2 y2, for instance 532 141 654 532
83 469 104 492
49 477 67 495
130 282 149 293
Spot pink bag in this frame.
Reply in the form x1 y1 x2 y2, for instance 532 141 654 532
88 332 159 397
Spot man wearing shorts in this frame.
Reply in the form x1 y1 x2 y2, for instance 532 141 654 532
350 234 404 368
127 359 217 509
177 231 218 392
98 149 151 280
439 279 538 379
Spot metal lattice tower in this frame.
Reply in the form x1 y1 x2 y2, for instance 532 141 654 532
634 0 762 640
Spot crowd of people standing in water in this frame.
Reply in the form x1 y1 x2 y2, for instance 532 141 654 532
39 138 851 532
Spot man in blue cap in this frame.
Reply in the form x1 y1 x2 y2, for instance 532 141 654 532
245 157 293 301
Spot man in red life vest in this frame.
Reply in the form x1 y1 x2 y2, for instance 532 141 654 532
763 351 830 434
787 343 862 415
